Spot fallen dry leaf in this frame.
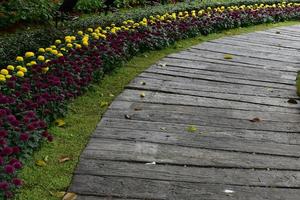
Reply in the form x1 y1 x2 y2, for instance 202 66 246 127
159 63 167 67
124 114 131 119
287 98 298 104
223 54 233 59
63 192 77 200
35 160 47 167
52 191 66 198
59 156 71 163
186 125 198 133
140 81 146 85
249 117 261 122
275 31 281 34
100 101 109 108
134 107 142 111
140 92 145 98
54 119 66 127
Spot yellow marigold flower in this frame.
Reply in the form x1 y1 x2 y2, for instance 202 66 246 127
106 27 111 30
75 44 82 49
45 47 52 52
71 36 76 41
16 56 24 62
26 63 32 67
50 45 56 49
57 53 63 57
123 21 127 25
7 65 14 71
51 50 58 55
30 61 37 66
60 47 66 51
45 59 50 63
25 52 35 58
78 31 83 36
87 28 93 32
16 71 24 77
20 67 28 73
38 48 46 53
42 67 49 74
38 55 45 61
102 30 107 34
6 75 12 79
67 43 73 48
82 41 89 47
16 65 22 70
55 39 62 44
1 69 9 75
65 38 72 43
0 74 6 82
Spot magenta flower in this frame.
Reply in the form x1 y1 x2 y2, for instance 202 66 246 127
4 165 15 174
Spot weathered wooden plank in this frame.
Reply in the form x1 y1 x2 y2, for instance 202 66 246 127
82 138 300 169
104 108 300 132
76 196 138 200
98 117 300 145
127 76 297 108
130 76 295 98
109 100 300 123
206 39 300 57
76 159 300 187
167 52 299 73
189 47 300 65
193 41 300 62
116 89 299 114
144 69 294 90
92 125 300 156
227 34 300 50
161 56 296 78
149 61 295 85
70 175 300 200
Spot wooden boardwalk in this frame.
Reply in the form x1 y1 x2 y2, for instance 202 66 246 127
69 25 300 200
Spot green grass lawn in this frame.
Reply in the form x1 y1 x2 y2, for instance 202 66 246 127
15 20 300 200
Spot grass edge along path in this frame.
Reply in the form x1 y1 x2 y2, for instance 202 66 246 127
15 20 300 200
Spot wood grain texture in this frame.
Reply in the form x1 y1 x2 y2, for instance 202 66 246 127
69 25 300 199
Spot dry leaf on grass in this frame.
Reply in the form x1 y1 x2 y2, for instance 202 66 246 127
63 192 77 200
59 156 71 163
54 119 66 127
100 101 109 108
35 160 47 167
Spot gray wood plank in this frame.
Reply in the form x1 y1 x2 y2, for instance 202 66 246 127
82 138 300 170
116 89 300 114
70 175 300 200
98 117 300 145
130 76 296 99
75 159 300 187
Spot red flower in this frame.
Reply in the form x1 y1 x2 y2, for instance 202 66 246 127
12 178 23 186
4 165 15 174
0 182 9 191
19 133 29 141
0 130 7 138
2 146 13 156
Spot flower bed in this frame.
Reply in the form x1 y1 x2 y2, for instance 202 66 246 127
1 1 300 198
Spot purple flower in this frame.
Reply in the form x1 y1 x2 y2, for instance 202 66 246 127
19 133 29 141
0 130 7 138
0 182 9 191
4 165 15 174
2 146 13 156
12 178 22 186
12 161 22 169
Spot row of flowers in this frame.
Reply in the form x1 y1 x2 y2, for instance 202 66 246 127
1 1 300 198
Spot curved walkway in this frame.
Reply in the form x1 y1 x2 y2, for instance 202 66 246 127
70 25 300 200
